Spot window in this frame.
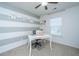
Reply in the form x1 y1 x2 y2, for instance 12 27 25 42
50 17 62 36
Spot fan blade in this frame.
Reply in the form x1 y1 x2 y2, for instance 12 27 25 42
45 6 48 10
48 2 58 4
35 4 41 9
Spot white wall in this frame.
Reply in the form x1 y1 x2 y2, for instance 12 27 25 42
40 5 79 48
0 7 40 54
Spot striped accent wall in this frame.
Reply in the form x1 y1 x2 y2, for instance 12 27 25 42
0 7 40 54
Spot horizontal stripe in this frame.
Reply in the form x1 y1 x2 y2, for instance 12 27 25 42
0 27 40 33
0 20 40 27
0 35 28 46
0 31 32 40
0 14 40 24
0 40 27 54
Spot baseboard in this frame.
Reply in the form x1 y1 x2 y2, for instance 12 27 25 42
53 39 79 49
0 38 79 54
0 40 27 54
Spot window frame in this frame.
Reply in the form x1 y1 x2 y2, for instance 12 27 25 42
49 17 62 36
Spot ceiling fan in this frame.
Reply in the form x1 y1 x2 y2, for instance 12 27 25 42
35 2 58 10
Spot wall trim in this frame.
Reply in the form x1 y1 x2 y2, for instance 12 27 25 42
0 40 27 54
53 39 79 49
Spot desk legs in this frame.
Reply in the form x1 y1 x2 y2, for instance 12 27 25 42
29 38 52 56
49 38 52 56
50 40 52 51
29 39 32 56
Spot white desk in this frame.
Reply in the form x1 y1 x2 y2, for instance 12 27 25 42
28 35 52 56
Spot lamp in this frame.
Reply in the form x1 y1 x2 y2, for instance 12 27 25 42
41 2 48 6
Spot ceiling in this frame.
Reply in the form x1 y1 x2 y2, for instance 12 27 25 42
1 2 79 18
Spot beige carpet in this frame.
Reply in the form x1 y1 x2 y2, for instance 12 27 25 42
0 42 79 56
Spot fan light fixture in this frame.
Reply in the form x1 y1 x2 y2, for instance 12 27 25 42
41 2 48 6
35 2 58 10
